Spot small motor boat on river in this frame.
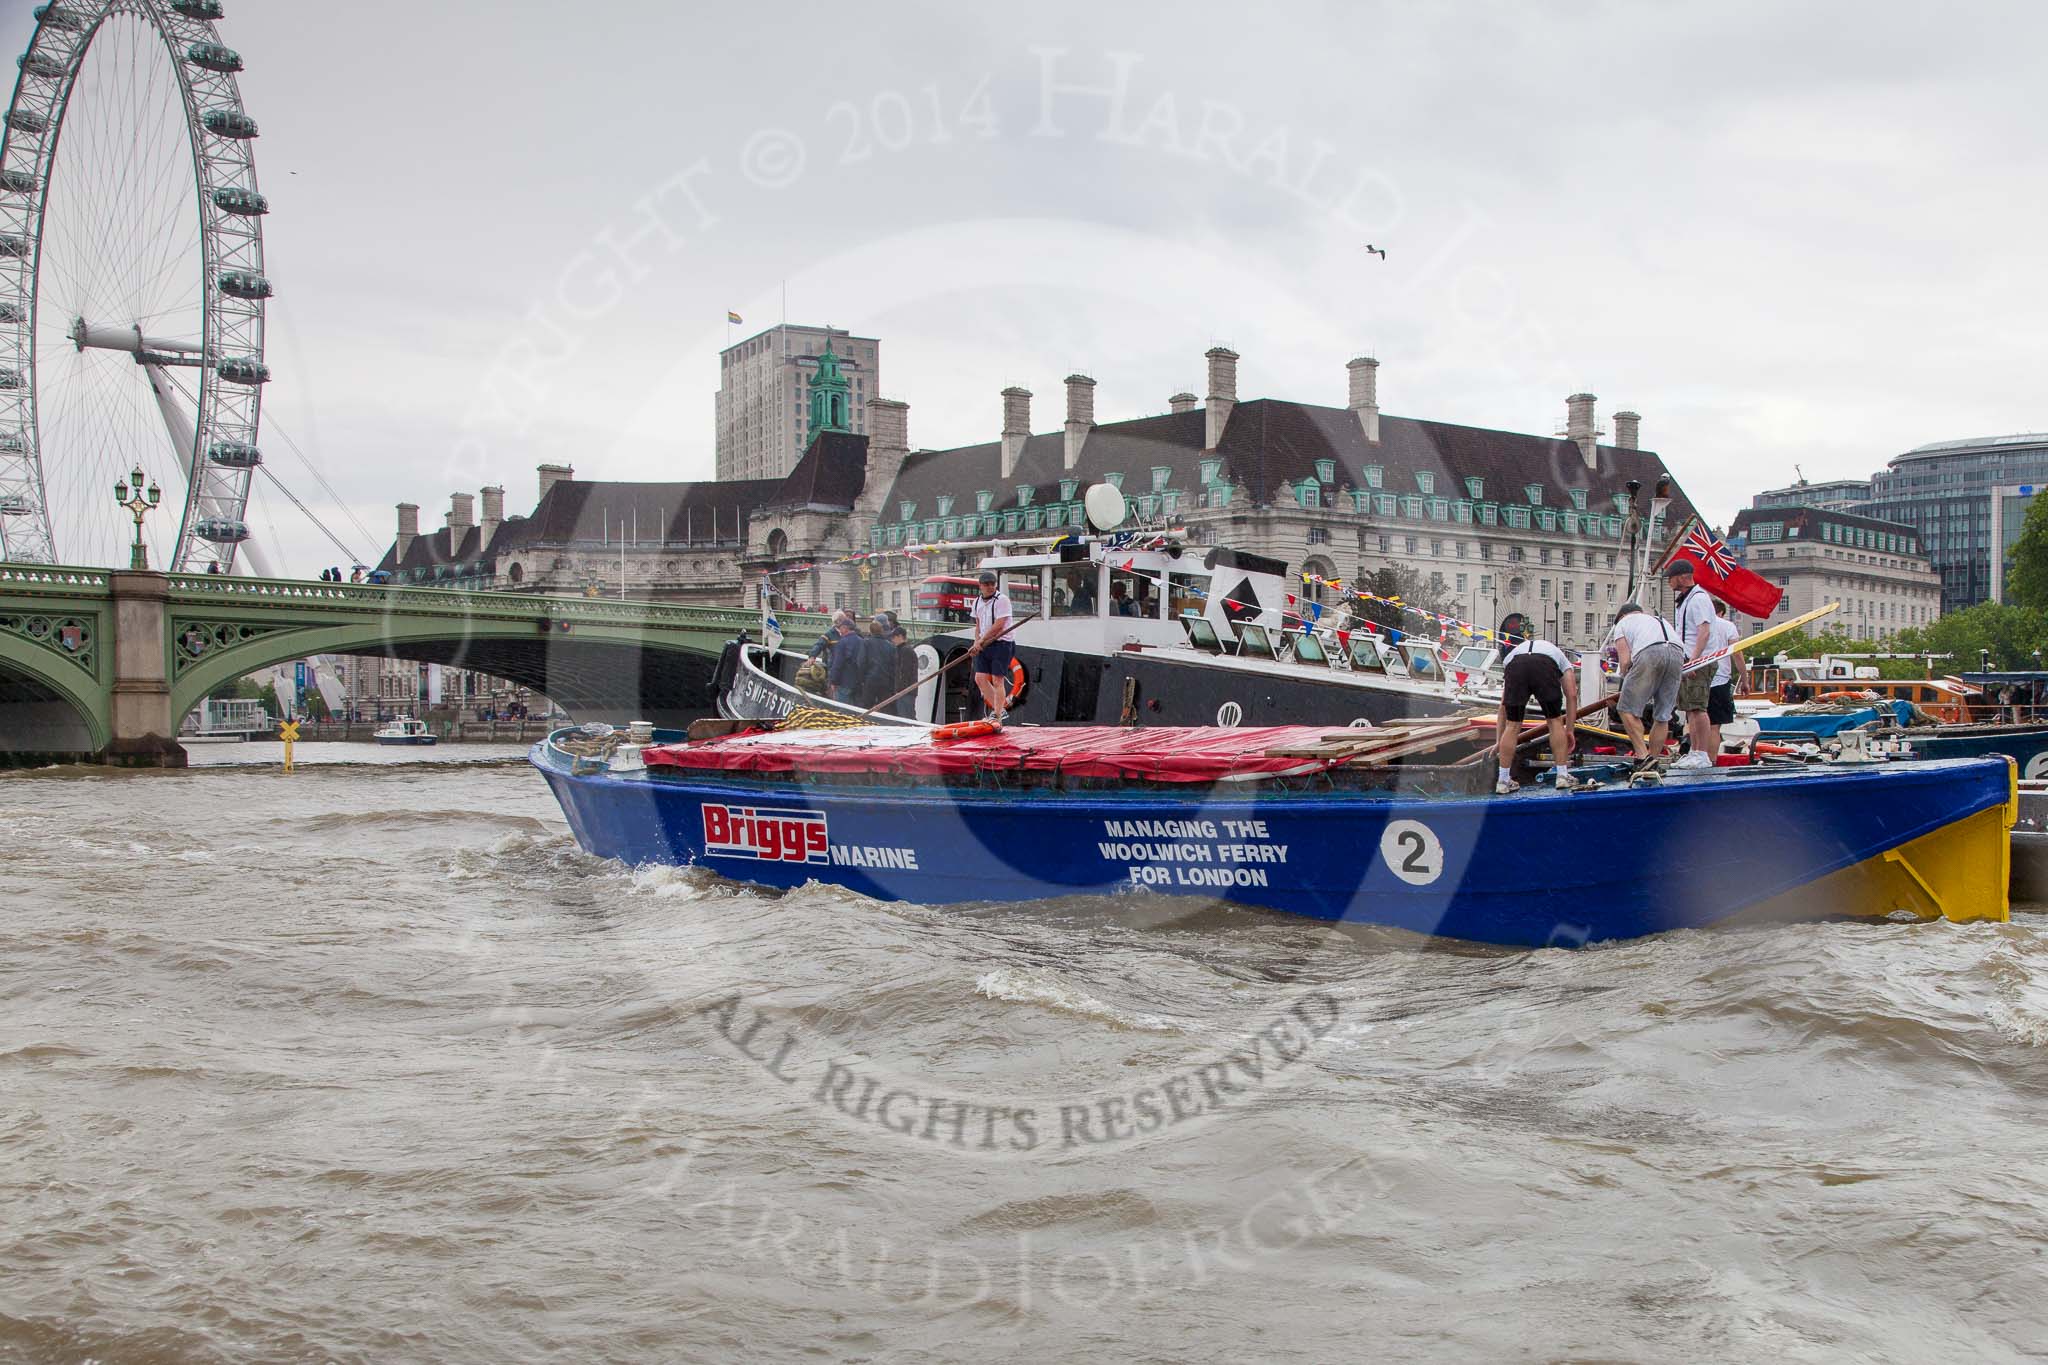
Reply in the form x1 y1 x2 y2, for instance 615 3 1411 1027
532 718 2014 947
373 716 437 746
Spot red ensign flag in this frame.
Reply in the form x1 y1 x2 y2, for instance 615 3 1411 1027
1662 519 1784 619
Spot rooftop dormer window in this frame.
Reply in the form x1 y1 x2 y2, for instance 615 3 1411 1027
935 494 954 517
1199 458 1221 485
975 490 993 513
1104 471 1124 490
1016 485 1034 508
1315 459 1336 484
1569 488 1587 511
1059 478 1078 502
1525 483 1543 506
1364 465 1383 490
1465 477 1484 499
899 500 917 522
1151 466 1172 492
1416 471 1435 495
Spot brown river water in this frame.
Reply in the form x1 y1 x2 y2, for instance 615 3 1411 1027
4 743 2048 1362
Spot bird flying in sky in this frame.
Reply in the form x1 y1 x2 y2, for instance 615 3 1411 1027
1364 244 1387 259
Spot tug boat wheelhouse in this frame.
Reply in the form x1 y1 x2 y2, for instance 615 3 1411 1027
724 535 1474 729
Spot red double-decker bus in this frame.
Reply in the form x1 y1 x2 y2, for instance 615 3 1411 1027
913 575 1041 624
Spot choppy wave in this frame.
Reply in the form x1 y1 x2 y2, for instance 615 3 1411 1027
974 964 1182 1033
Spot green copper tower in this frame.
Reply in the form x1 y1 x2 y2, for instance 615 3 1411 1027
806 343 853 436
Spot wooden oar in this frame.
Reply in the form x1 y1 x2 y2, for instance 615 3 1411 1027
858 611 1041 719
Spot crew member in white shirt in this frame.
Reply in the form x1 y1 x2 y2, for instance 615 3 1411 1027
967 570 1017 723
1703 599 1744 758
1492 617 1581 795
1608 602 1685 761
1667 559 1717 760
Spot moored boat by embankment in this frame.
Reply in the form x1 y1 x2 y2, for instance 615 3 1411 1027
532 722 2014 947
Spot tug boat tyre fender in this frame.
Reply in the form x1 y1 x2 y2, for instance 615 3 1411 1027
933 718 1000 742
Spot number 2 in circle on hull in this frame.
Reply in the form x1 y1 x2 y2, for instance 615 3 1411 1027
1379 819 1444 886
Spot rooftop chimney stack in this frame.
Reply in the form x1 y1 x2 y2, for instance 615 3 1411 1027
447 491 475 532
395 502 418 561
1168 391 1198 414
479 485 504 545
1566 392 1598 469
868 396 909 455
1204 346 1239 451
537 463 574 503
1346 355 1381 443
1000 385 1032 479
1612 410 1641 451
855 397 911 521
1063 373 1096 470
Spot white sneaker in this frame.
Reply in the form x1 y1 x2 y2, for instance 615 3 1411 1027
1672 750 1714 771
1494 777 1520 795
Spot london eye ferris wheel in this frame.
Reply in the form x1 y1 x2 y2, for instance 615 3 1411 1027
0 0 271 572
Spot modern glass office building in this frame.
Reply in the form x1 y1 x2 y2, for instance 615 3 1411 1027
1751 478 1872 513
1865 433 2048 612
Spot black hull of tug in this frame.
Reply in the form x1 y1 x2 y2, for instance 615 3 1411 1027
725 638 1461 728
1001 644 1460 727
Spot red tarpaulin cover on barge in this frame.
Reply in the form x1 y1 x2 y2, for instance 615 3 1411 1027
642 725 1398 782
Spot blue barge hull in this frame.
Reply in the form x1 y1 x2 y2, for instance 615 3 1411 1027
532 735 2013 947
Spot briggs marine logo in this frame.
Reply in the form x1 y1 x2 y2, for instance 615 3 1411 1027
702 803 829 863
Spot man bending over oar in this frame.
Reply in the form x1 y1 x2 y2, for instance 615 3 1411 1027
1492 615 1581 795
966 570 1017 724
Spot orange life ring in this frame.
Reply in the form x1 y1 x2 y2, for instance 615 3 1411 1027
1007 658 1027 705
932 718 1000 742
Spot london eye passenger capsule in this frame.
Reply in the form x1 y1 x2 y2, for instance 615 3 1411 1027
0 371 23 390
0 305 21 324
207 440 261 467
0 236 27 259
0 169 38 194
171 0 226 19
33 5 88 32
186 42 243 73
201 108 258 140
0 432 24 453
216 356 269 385
19 52 70 79
218 270 272 300
212 186 267 216
194 517 251 544
6 110 49 136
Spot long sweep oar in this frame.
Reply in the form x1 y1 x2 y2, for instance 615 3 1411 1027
859 611 1040 719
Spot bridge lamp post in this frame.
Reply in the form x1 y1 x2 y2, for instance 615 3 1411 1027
112 466 162 571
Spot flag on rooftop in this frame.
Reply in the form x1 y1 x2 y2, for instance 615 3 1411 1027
726 310 743 325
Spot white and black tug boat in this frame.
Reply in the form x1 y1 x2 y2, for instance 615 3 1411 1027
717 534 1475 729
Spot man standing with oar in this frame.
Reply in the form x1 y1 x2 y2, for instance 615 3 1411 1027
967 570 1017 724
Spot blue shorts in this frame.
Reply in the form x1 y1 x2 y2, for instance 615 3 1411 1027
972 640 1016 676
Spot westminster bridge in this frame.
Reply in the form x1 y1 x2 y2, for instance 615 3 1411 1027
0 565 844 765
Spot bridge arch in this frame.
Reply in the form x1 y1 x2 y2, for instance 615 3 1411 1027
0 630 107 756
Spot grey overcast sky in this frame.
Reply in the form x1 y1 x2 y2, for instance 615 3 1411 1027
11 0 2047 570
